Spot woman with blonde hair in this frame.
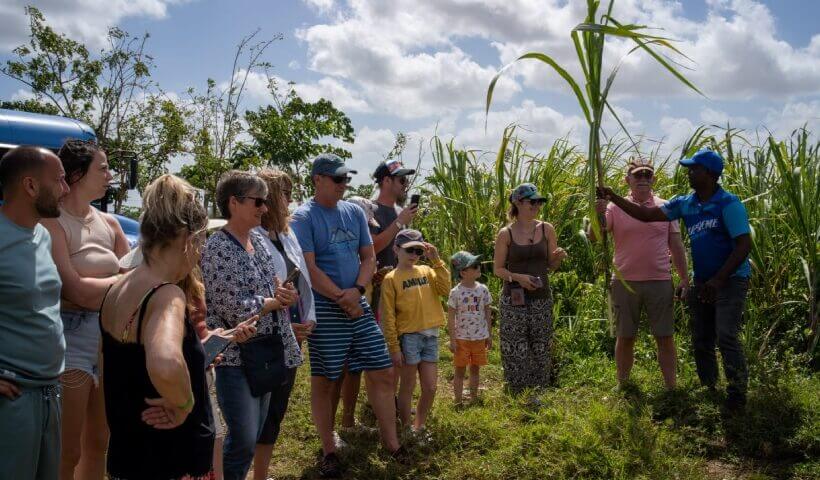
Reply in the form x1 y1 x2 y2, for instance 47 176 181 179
251 167 316 480
99 174 253 479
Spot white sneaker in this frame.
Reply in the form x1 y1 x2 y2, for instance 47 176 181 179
332 431 349 450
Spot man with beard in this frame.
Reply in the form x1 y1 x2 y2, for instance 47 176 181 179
371 159 418 271
598 150 752 412
0 146 70 479
588 159 688 391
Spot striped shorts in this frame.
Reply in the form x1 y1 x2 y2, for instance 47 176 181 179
308 296 393 380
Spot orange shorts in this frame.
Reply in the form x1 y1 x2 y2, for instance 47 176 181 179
453 339 488 368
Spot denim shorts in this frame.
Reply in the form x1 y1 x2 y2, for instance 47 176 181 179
400 332 439 365
62 310 101 383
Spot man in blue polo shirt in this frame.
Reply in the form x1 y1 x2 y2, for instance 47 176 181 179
598 149 752 411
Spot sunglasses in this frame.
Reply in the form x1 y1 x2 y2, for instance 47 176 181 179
324 175 352 184
403 247 424 256
394 176 408 185
524 199 546 206
238 196 266 208
631 170 654 179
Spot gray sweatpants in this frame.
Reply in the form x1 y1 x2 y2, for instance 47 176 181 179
0 383 61 480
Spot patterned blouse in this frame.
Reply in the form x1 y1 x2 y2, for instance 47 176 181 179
200 229 302 368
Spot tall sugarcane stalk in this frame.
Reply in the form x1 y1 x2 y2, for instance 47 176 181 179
487 0 703 302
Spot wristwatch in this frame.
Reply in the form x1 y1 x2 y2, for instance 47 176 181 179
354 284 366 295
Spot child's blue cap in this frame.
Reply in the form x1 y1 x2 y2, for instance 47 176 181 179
451 251 481 271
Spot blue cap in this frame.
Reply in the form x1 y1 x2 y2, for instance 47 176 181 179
679 149 724 176
311 153 357 177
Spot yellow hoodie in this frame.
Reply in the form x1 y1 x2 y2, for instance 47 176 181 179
380 260 451 353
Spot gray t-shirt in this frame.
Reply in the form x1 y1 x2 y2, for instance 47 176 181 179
0 212 65 386
373 203 399 268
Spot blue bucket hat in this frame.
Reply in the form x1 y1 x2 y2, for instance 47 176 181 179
510 183 546 202
311 153 357 177
679 149 724 177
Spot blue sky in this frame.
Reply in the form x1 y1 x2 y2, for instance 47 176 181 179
1 0 818 184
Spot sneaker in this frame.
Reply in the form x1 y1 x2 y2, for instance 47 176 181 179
332 431 349 450
318 452 343 478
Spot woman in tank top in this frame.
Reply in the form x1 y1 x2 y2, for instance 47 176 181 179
99 174 254 480
41 140 130 480
492 183 567 394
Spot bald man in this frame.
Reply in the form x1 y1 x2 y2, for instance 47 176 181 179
0 146 70 480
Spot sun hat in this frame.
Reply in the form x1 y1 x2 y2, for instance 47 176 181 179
679 149 724 176
394 228 425 248
450 251 481 271
510 183 546 202
311 153 357 177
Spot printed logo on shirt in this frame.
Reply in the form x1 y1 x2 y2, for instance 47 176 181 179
330 227 357 244
402 276 430 290
688 218 719 239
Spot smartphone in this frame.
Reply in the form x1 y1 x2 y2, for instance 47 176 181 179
284 267 301 285
410 194 420 207
203 335 231 366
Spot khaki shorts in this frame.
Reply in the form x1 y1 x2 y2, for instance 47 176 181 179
610 279 674 338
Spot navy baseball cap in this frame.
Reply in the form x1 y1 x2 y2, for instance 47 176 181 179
311 153 357 177
679 149 724 176
395 229 425 248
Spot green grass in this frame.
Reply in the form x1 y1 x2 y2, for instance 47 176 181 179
256 328 820 479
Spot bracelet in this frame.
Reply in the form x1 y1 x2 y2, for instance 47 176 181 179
177 394 194 412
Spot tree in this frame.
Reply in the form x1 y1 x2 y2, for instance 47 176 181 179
179 30 279 213
0 98 60 115
1 7 185 212
244 80 355 198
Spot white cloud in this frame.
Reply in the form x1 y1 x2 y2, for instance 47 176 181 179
659 116 698 152
288 60 301 70
222 70 371 114
762 101 820 138
9 88 35 101
0 0 191 52
296 1 523 119
699 107 749 127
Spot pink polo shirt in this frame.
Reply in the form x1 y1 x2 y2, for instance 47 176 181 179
605 194 680 281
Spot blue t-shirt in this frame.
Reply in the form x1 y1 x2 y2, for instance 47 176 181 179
660 187 751 282
290 199 372 300
0 212 65 387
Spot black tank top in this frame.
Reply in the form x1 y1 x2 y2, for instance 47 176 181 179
100 283 214 479
503 222 551 299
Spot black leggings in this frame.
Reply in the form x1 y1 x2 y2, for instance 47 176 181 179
256 367 297 445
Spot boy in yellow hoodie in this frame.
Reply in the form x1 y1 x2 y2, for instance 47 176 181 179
381 229 451 431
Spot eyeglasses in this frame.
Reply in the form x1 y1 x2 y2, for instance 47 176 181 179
238 196 266 208
631 170 653 179
403 247 424 256
324 175 352 185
